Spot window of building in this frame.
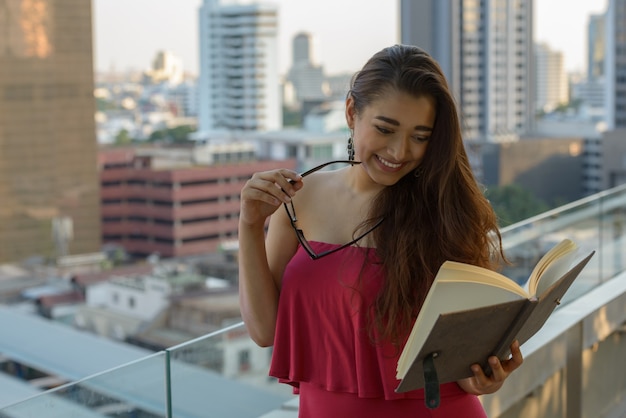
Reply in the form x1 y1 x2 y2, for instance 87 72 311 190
309 144 333 160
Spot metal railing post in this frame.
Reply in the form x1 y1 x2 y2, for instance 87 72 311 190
165 349 173 418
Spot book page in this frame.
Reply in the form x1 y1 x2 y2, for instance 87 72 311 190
396 272 527 379
527 239 578 296
442 261 529 297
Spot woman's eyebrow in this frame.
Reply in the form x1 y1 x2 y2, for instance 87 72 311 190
374 116 433 132
374 115 399 126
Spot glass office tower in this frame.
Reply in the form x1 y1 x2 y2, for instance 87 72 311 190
0 0 100 263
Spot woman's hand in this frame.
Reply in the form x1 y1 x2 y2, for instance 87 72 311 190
457 340 524 395
239 169 303 227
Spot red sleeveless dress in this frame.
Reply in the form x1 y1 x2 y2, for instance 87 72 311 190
269 242 487 417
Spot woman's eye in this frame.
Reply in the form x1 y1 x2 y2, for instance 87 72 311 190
376 126 392 134
412 136 430 143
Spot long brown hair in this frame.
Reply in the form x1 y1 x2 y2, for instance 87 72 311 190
349 44 504 345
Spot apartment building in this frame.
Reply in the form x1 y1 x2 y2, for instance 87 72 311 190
400 0 534 142
99 146 295 258
198 0 281 134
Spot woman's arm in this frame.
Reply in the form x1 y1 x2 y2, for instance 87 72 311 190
238 169 301 347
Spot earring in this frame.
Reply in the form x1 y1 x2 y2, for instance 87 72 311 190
347 132 355 161
414 166 423 178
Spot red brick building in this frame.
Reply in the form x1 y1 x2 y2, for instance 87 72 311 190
99 147 295 258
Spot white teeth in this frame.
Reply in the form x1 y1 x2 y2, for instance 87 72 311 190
377 155 402 168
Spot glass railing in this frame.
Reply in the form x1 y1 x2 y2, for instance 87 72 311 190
1 184 625 417
166 322 290 418
499 182 626 304
0 352 169 418
0 325 287 418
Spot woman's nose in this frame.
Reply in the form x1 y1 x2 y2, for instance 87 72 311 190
388 135 409 160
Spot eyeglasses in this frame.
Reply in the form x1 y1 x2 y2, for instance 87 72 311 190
283 160 384 260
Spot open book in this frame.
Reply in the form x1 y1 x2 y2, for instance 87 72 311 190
395 239 594 399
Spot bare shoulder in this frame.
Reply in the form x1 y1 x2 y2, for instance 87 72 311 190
295 169 345 204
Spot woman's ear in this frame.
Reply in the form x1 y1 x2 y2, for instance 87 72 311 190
345 95 356 129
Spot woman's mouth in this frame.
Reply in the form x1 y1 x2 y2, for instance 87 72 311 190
377 155 402 169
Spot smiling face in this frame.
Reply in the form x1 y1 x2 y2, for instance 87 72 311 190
346 89 436 187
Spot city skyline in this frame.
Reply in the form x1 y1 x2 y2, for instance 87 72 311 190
94 0 607 78
93 0 397 77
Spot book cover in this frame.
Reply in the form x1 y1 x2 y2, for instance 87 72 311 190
395 240 594 394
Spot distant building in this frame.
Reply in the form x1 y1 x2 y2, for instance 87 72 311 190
96 109 140 144
480 137 585 206
147 50 184 85
534 117 604 140
285 33 328 105
324 73 353 101
198 0 281 134
0 0 101 262
0 264 47 303
303 101 348 134
252 129 348 172
75 263 205 340
605 0 626 128
571 77 606 112
99 146 295 258
72 260 268 383
535 43 569 113
400 0 534 142
130 288 241 349
170 80 199 118
601 128 626 189
583 136 604 196
588 13 606 81
598 1 626 191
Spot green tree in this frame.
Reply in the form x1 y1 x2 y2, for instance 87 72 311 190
114 129 133 145
169 125 196 142
148 125 196 143
148 129 167 142
485 184 550 227
96 97 117 111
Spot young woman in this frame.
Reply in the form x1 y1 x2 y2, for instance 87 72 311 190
238 44 523 417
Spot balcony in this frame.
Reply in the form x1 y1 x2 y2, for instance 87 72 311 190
1 185 626 417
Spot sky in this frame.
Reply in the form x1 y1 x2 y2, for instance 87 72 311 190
93 0 608 78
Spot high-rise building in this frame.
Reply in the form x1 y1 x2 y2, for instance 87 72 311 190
198 0 281 135
588 13 606 81
292 32 312 66
605 0 626 128
535 43 569 113
148 50 184 85
400 0 534 142
0 0 101 263
286 32 327 103
568 11 607 121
